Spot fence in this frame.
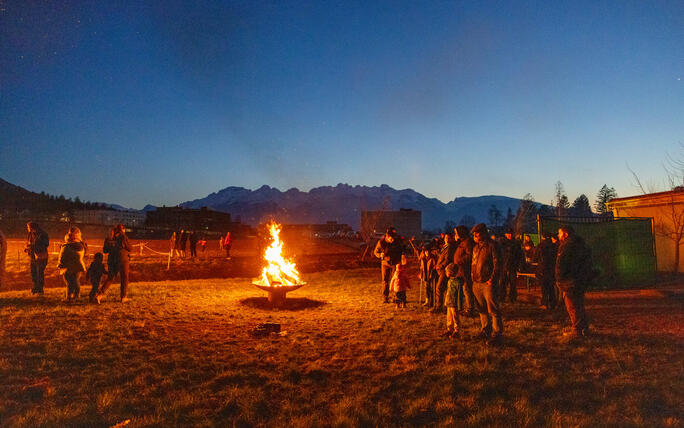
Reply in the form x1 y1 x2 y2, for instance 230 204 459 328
538 216 656 288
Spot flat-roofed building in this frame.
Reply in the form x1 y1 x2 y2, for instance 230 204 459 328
73 209 147 227
606 188 684 273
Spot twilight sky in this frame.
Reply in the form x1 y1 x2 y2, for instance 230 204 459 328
1 0 683 209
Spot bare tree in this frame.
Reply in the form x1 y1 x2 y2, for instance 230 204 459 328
629 145 684 273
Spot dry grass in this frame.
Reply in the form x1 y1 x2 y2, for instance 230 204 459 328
0 268 682 427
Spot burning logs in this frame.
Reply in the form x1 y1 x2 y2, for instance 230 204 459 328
251 222 306 308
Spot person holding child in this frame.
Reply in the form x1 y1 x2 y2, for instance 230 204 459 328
86 252 107 303
57 226 87 301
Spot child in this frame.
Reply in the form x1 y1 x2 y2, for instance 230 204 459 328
418 245 436 307
443 263 464 339
87 252 107 303
391 262 411 308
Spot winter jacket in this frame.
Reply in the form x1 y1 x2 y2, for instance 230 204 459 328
418 251 436 281
500 237 523 271
453 237 475 281
391 265 411 292
471 238 501 284
436 242 458 273
556 234 592 292
535 238 557 280
26 230 49 261
374 238 404 267
58 241 87 273
103 233 131 264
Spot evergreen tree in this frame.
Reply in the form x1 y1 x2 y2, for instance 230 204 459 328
594 184 618 216
571 194 593 217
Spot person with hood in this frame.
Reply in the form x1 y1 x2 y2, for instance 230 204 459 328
58 226 87 301
96 224 132 303
453 225 476 316
556 225 593 338
470 223 504 345
499 227 523 302
373 227 405 303
25 222 50 295
535 233 558 310
433 233 458 312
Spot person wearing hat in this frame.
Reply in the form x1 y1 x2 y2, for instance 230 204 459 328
373 227 405 303
470 223 504 345
499 227 523 302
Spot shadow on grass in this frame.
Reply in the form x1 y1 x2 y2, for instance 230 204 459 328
239 297 327 311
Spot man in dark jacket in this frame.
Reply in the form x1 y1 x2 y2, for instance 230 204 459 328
453 225 475 316
535 233 558 310
471 223 503 345
25 222 50 295
499 228 523 302
433 233 458 312
96 224 132 303
556 225 592 338
373 227 405 303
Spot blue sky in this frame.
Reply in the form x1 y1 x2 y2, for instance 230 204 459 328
1 0 682 209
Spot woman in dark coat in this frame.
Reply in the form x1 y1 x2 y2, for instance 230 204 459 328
58 226 87 301
96 224 132 303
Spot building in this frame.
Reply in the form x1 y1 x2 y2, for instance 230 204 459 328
606 188 684 273
145 206 232 232
280 221 353 239
361 209 422 239
73 209 147 227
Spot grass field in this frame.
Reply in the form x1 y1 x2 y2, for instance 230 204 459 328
1 268 683 427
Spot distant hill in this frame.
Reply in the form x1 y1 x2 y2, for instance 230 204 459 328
0 177 122 215
180 183 529 231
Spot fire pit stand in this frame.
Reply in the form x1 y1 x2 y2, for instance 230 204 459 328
252 283 305 307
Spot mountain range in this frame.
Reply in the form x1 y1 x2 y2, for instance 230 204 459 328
179 184 527 231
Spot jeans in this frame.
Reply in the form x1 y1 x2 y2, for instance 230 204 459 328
30 259 47 293
99 259 130 299
473 280 503 336
563 288 589 334
381 264 393 299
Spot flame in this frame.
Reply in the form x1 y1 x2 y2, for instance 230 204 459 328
254 222 303 287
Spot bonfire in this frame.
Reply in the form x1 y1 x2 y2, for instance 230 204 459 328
252 222 305 306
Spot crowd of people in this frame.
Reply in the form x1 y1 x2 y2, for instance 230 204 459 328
374 223 593 344
168 230 232 259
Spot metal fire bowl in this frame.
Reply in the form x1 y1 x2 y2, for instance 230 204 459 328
251 283 306 307
251 283 305 294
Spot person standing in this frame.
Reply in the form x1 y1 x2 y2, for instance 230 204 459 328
58 226 87 301
169 232 177 257
434 233 458 312
556 226 592 338
25 222 49 295
443 263 464 339
96 224 131 303
499 228 523 302
179 229 188 258
373 227 404 304
535 233 558 310
222 232 233 259
453 225 475 316
418 245 436 306
471 223 503 345
0 229 6 289
189 231 198 258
